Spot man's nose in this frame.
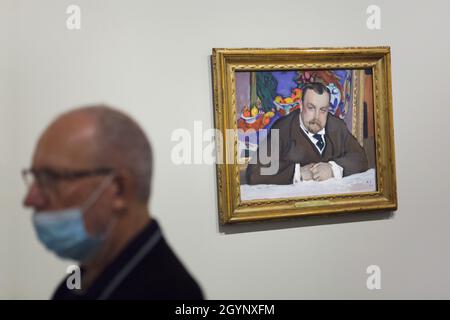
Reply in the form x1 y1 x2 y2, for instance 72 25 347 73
23 182 48 210
314 109 320 119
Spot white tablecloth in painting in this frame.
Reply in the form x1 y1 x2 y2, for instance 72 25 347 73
240 169 376 201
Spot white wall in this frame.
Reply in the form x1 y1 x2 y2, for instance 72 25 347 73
2 0 450 299
0 0 13 300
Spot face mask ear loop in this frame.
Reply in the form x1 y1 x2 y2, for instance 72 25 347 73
82 175 122 263
81 174 115 213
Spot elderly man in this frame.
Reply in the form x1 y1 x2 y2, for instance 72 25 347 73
22 105 203 300
246 82 368 184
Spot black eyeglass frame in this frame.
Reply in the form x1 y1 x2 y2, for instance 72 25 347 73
22 167 114 190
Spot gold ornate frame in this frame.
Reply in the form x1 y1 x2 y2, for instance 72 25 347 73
211 47 397 225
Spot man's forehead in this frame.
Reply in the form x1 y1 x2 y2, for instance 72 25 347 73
32 113 99 169
304 89 330 106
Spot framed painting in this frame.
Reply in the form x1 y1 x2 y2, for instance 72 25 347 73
211 47 397 224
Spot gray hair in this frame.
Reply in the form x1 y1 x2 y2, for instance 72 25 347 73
72 105 153 203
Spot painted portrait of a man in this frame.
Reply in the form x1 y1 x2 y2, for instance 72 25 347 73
236 70 377 200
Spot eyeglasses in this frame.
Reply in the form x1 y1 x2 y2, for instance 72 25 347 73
22 167 114 195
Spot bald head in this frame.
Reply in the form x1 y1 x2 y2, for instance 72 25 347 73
36 105 153 203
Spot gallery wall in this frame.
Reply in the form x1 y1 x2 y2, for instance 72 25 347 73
1 0 450 299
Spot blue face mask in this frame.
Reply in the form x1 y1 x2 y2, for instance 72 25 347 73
32 176 114 262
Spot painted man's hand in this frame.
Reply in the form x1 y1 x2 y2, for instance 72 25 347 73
311 162 334 181
300 163 315 181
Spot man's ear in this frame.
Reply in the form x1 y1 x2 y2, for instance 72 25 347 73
112 174 127 212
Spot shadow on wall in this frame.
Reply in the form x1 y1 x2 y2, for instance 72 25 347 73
218 210 395 235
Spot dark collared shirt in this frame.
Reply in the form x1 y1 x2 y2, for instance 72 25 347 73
52 219 204 300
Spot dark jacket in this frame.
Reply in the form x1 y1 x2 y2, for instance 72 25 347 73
52 219 204 300
246 109 368 185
